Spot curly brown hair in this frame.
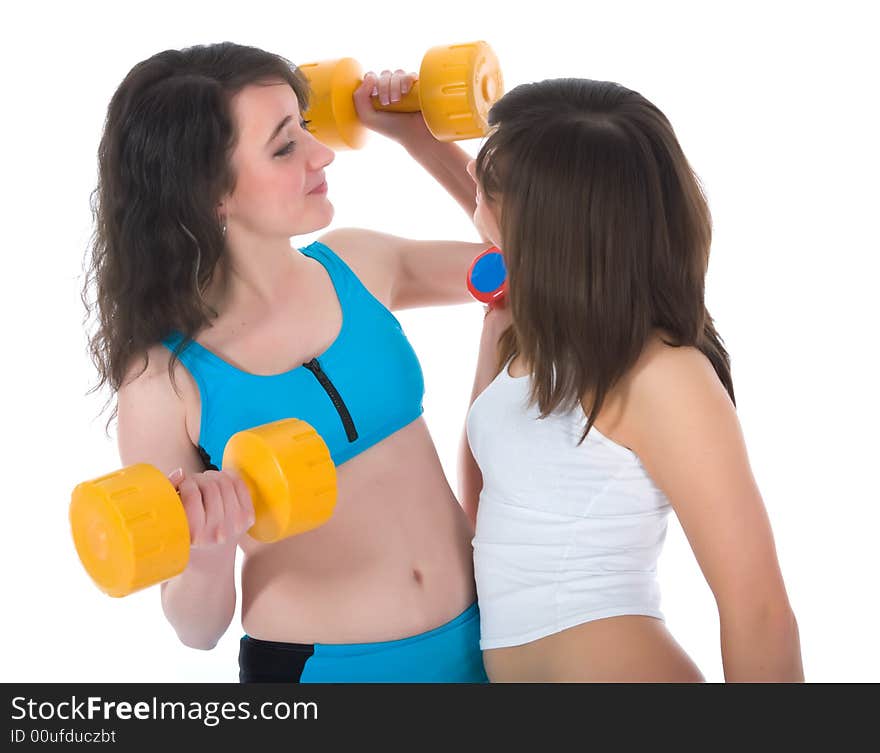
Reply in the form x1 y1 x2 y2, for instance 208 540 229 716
81 42 310 434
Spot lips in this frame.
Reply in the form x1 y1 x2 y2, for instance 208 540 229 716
308 180 328 194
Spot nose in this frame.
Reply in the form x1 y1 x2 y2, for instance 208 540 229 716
308 135 335 170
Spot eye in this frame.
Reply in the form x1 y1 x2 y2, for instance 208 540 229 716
274 120 312 157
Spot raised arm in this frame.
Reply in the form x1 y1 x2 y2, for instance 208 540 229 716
400 130 477 219
317 227 489 310
316 70 491 313
352 69 478 220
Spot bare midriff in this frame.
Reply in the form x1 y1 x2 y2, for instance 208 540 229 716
235 416 477 644
482 614 705 682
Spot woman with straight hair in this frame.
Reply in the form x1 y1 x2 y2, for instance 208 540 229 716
83 41 493 682
459 78 804 682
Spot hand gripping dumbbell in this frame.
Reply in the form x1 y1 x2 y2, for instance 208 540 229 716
69 418 336 598
468 246 507 308
299 41 503 150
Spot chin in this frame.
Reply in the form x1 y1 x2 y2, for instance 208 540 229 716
295 207 334 236
320 201 335 225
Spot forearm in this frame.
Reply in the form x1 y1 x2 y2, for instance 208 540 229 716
458 422 482 529
160 543 238 650
459 315 509 526
720 607 804 682
402 133 477 218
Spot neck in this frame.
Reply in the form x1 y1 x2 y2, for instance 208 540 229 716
205 229 308 316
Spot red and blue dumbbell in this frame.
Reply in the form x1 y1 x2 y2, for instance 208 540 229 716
467 246 507 308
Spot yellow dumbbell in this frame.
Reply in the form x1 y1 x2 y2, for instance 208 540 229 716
69 418 336 598
299 40 503 150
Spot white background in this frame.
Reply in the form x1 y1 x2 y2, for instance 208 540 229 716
2 0 877 682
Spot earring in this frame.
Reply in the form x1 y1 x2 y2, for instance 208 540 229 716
220 218 227 237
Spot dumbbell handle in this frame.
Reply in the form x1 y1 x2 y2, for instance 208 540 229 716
376 72 500 114
371 83 422 113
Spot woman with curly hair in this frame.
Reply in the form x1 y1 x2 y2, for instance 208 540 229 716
83 41 490 682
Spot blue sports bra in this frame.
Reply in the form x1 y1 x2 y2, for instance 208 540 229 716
160 240 425 468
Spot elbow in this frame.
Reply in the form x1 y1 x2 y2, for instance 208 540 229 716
778 607 801 647
177 627 225 651
177 609 235 650
759 602 800 632
765 606 800 648
160 580 236 652
721 598 800 641
180 636 218 652
163 598 233 652
719 588 797 625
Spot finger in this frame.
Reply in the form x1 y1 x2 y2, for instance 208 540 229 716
232 475 256 528
361 70 378 98
390 68 405 103
379 69 392 106
167 467 184 490
352 72 379 123
401 71 417 95
178 478 205 545
198 473 224 546
215 472 240 544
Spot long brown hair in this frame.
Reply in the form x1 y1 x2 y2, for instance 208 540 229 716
81 42 310 434
475 78 734 445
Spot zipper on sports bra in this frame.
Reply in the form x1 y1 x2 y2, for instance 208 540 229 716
302 358 359 443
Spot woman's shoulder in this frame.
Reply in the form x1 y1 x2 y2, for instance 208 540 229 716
122 339 204 380
118 342 201 447
595 330 724 449
627 330 719 395
314 227 400 310
315 226 401 258
614 330 733 443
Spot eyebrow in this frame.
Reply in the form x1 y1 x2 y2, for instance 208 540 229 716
266 115 293 146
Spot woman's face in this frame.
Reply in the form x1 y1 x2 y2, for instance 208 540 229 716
467 158 502 248
221 80 335 239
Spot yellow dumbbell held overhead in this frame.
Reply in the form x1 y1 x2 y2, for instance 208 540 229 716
70 418 336 598
299 41 503 150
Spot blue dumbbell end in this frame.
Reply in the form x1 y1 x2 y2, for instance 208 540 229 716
472 252 507 293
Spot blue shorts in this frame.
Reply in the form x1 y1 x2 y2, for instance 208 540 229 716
239 601 488 683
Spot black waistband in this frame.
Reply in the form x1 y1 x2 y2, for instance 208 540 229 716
238 635 315 683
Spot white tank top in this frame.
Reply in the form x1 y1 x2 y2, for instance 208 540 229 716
466 358 672 650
